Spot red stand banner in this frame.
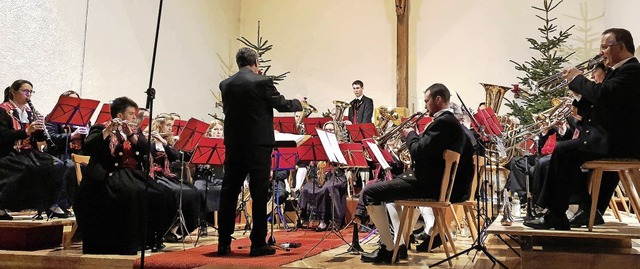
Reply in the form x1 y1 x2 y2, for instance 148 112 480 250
95 103 111 124
297 137 329 162
302 117 332 136
173 118 209 152
339 143 368 167
273 117 297 134
346 123 378 142
172 119 188 136
46 96 100 126
271 148 299 171
190 137 225 165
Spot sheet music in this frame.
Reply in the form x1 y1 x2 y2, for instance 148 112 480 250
316 129 347 165
365 140 390 169
274 132 307 146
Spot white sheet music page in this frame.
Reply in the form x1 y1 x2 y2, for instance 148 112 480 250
365 140 390 169
316 128 347 165
274 132 307 146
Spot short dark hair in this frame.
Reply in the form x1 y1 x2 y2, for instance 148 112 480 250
424 83 451 102
236 47 259 68
61 90 79 97
352 80 364 88
110 96 138 118
5 79 33 102
603 28 635 54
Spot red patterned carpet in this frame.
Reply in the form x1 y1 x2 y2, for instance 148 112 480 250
132 228 354 269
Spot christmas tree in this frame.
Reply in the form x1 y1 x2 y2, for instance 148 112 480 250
237 21 290 84
506 0 574 126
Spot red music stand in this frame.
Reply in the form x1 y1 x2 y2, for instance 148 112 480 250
297 137 329 162
271 148 298 171
173 118 209 152
346 123 378 142
417 117 433 133
138 117 151 130
473 107 503 136
172 119 188 136
302 117 332 136
47 96 100 126
273 117 297 134
190 137 225 165
339 143 368 167
95 103 111 124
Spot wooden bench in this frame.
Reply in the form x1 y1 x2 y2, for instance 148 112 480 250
0 214 77 250
487 219 640 269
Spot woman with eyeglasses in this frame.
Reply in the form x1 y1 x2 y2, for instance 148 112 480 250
0 79 65 220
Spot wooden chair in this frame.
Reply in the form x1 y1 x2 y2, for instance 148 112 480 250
452 156 485 242
391 150 461 265
581 159 640 231
71 153 90 185
62 154 90 249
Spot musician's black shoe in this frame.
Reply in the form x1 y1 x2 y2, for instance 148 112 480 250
398 244 408 260
62 208 75 218
164 233 180 243
0 212 12 220
415 235 443 252
46 209 72 219
217 244 231 256
249 245 276 257
523 211 570 230
569 209 605 228
32 212 44 220
360 244 398 264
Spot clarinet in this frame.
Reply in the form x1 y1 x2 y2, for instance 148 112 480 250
26 99 57 153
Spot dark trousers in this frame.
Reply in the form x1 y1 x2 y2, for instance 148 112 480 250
218 145 272 247
361 175 437 207
541 140 618 215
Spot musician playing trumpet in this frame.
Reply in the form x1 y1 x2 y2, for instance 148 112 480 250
0 80 66 221
525 28 640 230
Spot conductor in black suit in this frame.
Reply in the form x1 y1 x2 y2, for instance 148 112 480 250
347 80 374 124
525 28 640 230
217 47 302 257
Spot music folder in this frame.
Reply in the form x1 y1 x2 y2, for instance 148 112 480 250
316 128 347 165
46 95 100 126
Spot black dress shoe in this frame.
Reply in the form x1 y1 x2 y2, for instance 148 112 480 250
217 245 231 256
360 244 398 264
46 209 71 219
415 235 443 252
249 245 276 257
0 213 13 220
523 211 570 230
569 209 605 228
397 244 408 260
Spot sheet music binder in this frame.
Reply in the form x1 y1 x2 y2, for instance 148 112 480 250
47 95 100 126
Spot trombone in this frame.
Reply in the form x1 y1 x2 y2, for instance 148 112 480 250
529 55 603 93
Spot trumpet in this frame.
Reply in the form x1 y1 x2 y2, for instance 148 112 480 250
529 55 603 93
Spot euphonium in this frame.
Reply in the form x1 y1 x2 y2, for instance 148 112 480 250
481 83 511 115
375 106 399 134
529 54 603 93
373 112 426 165
296 98 317 134
327 100 351 142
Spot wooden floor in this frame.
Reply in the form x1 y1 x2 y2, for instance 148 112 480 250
0 211 638 269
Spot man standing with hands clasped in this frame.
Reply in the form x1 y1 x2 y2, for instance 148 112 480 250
217 47 302 257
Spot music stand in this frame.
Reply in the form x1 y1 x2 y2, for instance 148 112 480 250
166 118 208 248
172 119 188 137
47 96 99 126
473 107 503 137
269 147 299 231
273 117 297 134
138 117 151 131
346 123 377 142
338 143 368 253
302 117 332 136
95 103 111 124
191 137 225 247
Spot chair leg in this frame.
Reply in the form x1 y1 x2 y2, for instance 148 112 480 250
609 199 622 222
620 170 640 223
616 185 631 216
392 205 410 264
434 208 453 266
464 205 478 241
440 207 458 254
450 204 462 231
588 169 603 232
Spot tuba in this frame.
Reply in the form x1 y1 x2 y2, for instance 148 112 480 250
324 100 351 142
481 83 511 115
296 98 317 134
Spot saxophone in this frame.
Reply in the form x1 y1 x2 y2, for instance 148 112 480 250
316 161 327 187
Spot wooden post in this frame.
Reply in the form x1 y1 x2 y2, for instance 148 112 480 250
396 0 409 108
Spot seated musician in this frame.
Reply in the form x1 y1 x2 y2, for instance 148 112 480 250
45 90 90 218
358 84 474 263
524 28 640 230
298 122 349 230
193 119 224 227
75 97 174 254
149 114 202 242
0 80 65 220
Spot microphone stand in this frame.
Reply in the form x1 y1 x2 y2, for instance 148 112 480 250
140 0 163 267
